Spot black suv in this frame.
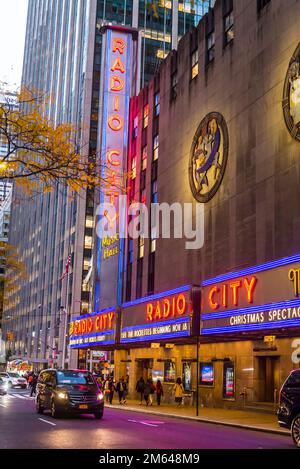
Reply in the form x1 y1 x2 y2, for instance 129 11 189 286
277 368 300 447
36 369 104 419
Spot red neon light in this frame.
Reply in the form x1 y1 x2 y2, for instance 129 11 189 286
208 287 220 310
146 293 187 322
107 150 121 166
108 114 124 131
112 37 126 54
110 75 124 92
73 312 115 336
111 57 125 74
207 276 258 310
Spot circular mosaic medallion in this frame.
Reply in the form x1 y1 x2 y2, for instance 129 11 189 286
283 44 300 141
189 112 229 203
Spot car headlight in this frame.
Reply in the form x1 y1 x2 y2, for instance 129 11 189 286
97 393 104 401
57 392 68 399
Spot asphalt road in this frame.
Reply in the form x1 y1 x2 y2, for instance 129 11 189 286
0 388 294 449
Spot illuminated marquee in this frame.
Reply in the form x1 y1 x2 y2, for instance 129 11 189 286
69 310 116 348
201 258 300 335
121 286 193 343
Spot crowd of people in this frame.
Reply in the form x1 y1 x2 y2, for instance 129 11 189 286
21 369 186 407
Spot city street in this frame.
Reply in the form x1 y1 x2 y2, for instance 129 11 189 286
0 388 294 449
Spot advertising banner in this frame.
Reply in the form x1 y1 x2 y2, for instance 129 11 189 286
69 309 116 348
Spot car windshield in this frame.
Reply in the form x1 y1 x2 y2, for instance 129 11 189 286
8 373 20 378
56 371 95 385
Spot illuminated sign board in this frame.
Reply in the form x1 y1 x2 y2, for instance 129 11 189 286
201 256 300 335
94 26 139 311
121 286 193 343
69 309 116 348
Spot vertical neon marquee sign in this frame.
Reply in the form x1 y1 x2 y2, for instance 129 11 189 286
95 26 139 311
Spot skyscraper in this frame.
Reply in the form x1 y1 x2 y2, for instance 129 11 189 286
4 0 212 369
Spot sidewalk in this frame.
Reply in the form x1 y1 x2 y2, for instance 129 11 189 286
108 398 290 436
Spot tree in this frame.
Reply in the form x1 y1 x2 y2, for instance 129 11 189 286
0 241 27 313
0 85 124 194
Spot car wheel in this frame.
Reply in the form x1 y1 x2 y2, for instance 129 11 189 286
291 414 300 448
51 400 61 419
94 411 103 420
36 397 44 414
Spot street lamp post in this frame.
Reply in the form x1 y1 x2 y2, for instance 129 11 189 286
60 306 68 369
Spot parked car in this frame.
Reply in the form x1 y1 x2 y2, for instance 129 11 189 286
0 372 27 389
36 369 104 419
277 368 300 447
0 377 8 395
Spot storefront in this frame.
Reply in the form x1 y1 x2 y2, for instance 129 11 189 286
199 253 300 409
69 308 117 376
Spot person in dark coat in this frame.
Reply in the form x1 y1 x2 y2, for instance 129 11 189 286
156 380 164 406
116 377 125 404
143 379 152 406
136 377 145 405
108 378 115 405
30 374 38 397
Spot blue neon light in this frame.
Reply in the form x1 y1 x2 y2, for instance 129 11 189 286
121 330 190 343
70 340 115 349
202 318 300 335
117 32 131 307
73 307 115 322
202 252 300 286
122 284 191 309
202 298 300 321
95 29 111 311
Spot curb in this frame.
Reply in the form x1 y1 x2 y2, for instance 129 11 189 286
108 404 290 437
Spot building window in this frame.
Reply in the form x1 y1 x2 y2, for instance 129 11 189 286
151 180 158 204
191 49 198 79
154 92 160 116
257 0 271 12
171 72 178 100
138 236 144 259
206 31 215 64
136 258 143 299
148 251 155 295
133 115 138 139
224 11 234 46
125 262 132 302
150 238 156 253
131 156 137 179
128 238 133 264
153 135 159 161
143 104 149 128
140 188 146 204
142 145 147 170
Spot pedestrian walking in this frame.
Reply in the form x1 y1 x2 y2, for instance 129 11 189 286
143 379 152 406
174 377 184 407
116 377 125 404
27 373 33 390
103 378 110 403
156 380 164 406
108 378 115 405
122 378 128 404
136 377 145 405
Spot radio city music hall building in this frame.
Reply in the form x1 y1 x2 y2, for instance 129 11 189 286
70 0 300 409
